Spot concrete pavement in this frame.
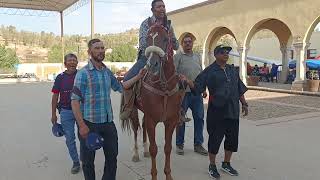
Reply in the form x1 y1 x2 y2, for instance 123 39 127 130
0 82 319 180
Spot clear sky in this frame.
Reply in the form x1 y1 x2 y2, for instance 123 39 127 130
0 0 319 36
0 0 207 35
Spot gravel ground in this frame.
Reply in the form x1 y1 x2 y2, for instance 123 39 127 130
243 90 320 121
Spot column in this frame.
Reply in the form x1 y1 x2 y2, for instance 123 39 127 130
294 42 309 81
237 46 249 85
60 11 65 71
291 42 309 91
91 0 94 39
280 46 290 83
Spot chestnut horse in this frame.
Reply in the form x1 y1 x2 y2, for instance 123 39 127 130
122 22 184 180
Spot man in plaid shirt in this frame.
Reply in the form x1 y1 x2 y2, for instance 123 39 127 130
71 39 122 180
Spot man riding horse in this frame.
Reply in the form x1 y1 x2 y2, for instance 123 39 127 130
120 0 179 119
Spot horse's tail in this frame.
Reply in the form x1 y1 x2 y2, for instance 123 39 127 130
120 92 141 134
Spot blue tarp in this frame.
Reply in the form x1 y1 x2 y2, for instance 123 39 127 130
289 59 320 69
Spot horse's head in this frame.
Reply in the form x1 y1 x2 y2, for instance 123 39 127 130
145 24 171 74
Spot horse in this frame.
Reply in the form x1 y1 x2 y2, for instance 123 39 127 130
121 21 184 180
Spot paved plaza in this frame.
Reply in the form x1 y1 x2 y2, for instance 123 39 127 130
0 82 319 180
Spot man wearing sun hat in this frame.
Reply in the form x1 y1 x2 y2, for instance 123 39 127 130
174 33 208 157
180 44 249 179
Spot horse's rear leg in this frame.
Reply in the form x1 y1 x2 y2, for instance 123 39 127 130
146 116 158 180
131 108 140 162
142 116 150 157
164 119 178 180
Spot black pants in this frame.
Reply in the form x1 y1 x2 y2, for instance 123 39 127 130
206 107 239 155
80 121 118 180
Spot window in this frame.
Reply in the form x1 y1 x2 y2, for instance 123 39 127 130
307 49 317 59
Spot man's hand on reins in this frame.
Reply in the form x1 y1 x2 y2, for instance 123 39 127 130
138 68 148 79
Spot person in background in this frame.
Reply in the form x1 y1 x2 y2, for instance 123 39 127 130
51 53 81 174
174 33 208 156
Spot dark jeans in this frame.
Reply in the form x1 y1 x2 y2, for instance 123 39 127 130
80 121 118 180
176 92 205 146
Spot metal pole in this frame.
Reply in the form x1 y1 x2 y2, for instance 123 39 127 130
91 0 94 39
60 11 65 67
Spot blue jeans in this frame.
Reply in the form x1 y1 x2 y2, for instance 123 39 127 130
123 54 147 82
60 109 80 163
176 92 205 146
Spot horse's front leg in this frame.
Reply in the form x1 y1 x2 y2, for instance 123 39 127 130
146 116 158 180
164 118 178 180
131 108 140 162
142 116 150 157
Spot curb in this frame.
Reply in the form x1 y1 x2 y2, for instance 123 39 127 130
247 86 320 97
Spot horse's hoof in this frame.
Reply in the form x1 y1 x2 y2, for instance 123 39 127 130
132 155 140 162
144 152 151 158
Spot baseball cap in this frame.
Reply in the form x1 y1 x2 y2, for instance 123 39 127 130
214 45 232 56
52 123 64 137
86 132 105 151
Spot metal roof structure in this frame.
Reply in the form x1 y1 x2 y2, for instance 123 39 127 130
0 0 89 65
0 0 79 12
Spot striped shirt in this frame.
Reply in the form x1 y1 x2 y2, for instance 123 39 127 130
71 60 123 124
51 71 77 110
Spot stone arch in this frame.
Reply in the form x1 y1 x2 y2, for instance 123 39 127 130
244 18 293 49
202 27 237 67
303 15 320 44
178 32 197 45
243 18 293 83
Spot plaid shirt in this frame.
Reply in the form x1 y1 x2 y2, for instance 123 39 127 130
139 16 179 55
71 60 123 124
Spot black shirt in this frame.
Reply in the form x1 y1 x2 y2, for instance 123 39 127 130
192 62 247 119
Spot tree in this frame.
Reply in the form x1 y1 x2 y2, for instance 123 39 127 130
48 44 87 63
48 45 63 63
106 44 137 62
0 45 19 71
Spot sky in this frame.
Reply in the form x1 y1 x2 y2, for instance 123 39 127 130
0 0 319 36
0 0 207 35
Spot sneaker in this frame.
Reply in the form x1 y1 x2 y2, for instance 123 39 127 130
194 145 208 156
71 162 80 174
176 145 184 155
221 162 239 176
208 164 220 179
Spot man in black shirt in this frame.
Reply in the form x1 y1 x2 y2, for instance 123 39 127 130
181 45 249 179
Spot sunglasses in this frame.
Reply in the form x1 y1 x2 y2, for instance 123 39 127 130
218 50 230 55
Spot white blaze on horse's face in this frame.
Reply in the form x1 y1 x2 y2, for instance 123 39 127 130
150 32 159 46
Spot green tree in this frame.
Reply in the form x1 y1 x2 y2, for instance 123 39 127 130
48 44 86 63
0 46 19 71
48 45 63 63
106 44 137 62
